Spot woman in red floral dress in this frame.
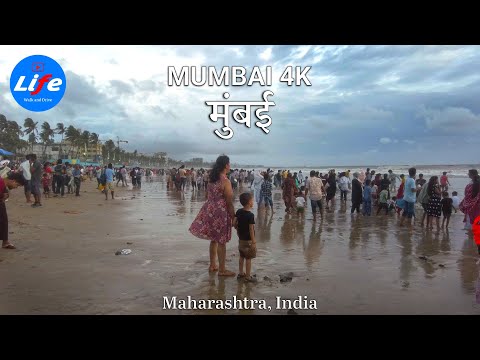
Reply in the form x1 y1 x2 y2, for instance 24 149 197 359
189 155 236 276
460 169 480 231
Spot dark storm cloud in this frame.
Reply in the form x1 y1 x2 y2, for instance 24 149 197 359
57 71 128 119
63 71 106 106
109 80 134 95
132 79 165 93
149 106 178 120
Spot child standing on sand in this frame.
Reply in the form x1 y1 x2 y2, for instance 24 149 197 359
440 172 451 192
295 189 306 215
451 191 460 213
363 180 373 216
441 191 453 229
233 192 257 282
377 188 390 215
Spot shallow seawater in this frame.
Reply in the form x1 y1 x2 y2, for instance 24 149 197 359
119 176 480 314
1 176 478 315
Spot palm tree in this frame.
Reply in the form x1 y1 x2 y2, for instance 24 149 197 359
17 139 30 155
24 118 38 151
101 145 107 163
79 131 90 159
104 140 115 163
65 125 80 158
113 147 120 163
8 120 23 138
28 132 37 149
90 132 100 162
55 123 65 158
0 114 7 130
0 115 24 153
40 122 55 160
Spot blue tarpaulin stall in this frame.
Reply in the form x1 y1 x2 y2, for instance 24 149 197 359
0 148 14 156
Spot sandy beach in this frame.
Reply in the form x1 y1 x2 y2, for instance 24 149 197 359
1 176 479 315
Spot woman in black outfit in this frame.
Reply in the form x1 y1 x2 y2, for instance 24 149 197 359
325 171 337 209
426 176 442 230
351 172 363 214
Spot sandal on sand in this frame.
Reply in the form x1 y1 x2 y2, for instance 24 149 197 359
218 270 236 277
237 273 246 280
2 243 16 249
244 275 258 283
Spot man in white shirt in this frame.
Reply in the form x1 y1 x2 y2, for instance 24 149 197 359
298 170 304 185
19 155 32 203
338 172 351 202
304 170 325 219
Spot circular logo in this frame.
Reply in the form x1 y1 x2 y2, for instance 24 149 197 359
10 55 66 112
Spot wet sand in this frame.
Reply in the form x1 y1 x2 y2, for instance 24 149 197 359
1 177 479 315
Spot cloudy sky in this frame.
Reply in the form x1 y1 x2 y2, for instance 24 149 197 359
1 45 479 166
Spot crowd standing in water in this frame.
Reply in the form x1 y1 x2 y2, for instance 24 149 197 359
2 154 480 276
186 155 480 280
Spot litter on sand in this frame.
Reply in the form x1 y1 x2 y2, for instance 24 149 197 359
115 249 132 256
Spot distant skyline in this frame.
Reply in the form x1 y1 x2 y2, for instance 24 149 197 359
1 45 479 165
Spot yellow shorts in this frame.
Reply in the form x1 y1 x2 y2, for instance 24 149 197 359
105 182 114 191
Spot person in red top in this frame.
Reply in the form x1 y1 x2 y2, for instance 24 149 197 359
395 175 405 215
396 174 405 199
42 173 50 198
473 215 480 256
44 162 54 193
0 177 15 249
440 171 451 192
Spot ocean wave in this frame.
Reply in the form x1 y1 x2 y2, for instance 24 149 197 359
242 165 479 179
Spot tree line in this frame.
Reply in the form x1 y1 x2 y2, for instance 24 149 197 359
0 113 175 167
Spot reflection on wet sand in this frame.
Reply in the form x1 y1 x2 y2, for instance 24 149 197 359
458 233 478 293
1 176 479 314
304 221 324 271
256 210 274 243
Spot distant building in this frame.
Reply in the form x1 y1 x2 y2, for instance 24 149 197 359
24 142 102 162
154 152 168 167
84 143 102 162
29 143 61 161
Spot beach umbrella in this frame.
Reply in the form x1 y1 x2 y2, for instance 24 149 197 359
0 148 14 156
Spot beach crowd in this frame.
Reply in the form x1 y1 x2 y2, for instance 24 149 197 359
1 155 480 279
186 156 480 280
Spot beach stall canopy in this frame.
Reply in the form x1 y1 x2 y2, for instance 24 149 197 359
0 148 14 156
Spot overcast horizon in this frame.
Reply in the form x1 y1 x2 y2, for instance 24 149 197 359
1 45 479 166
